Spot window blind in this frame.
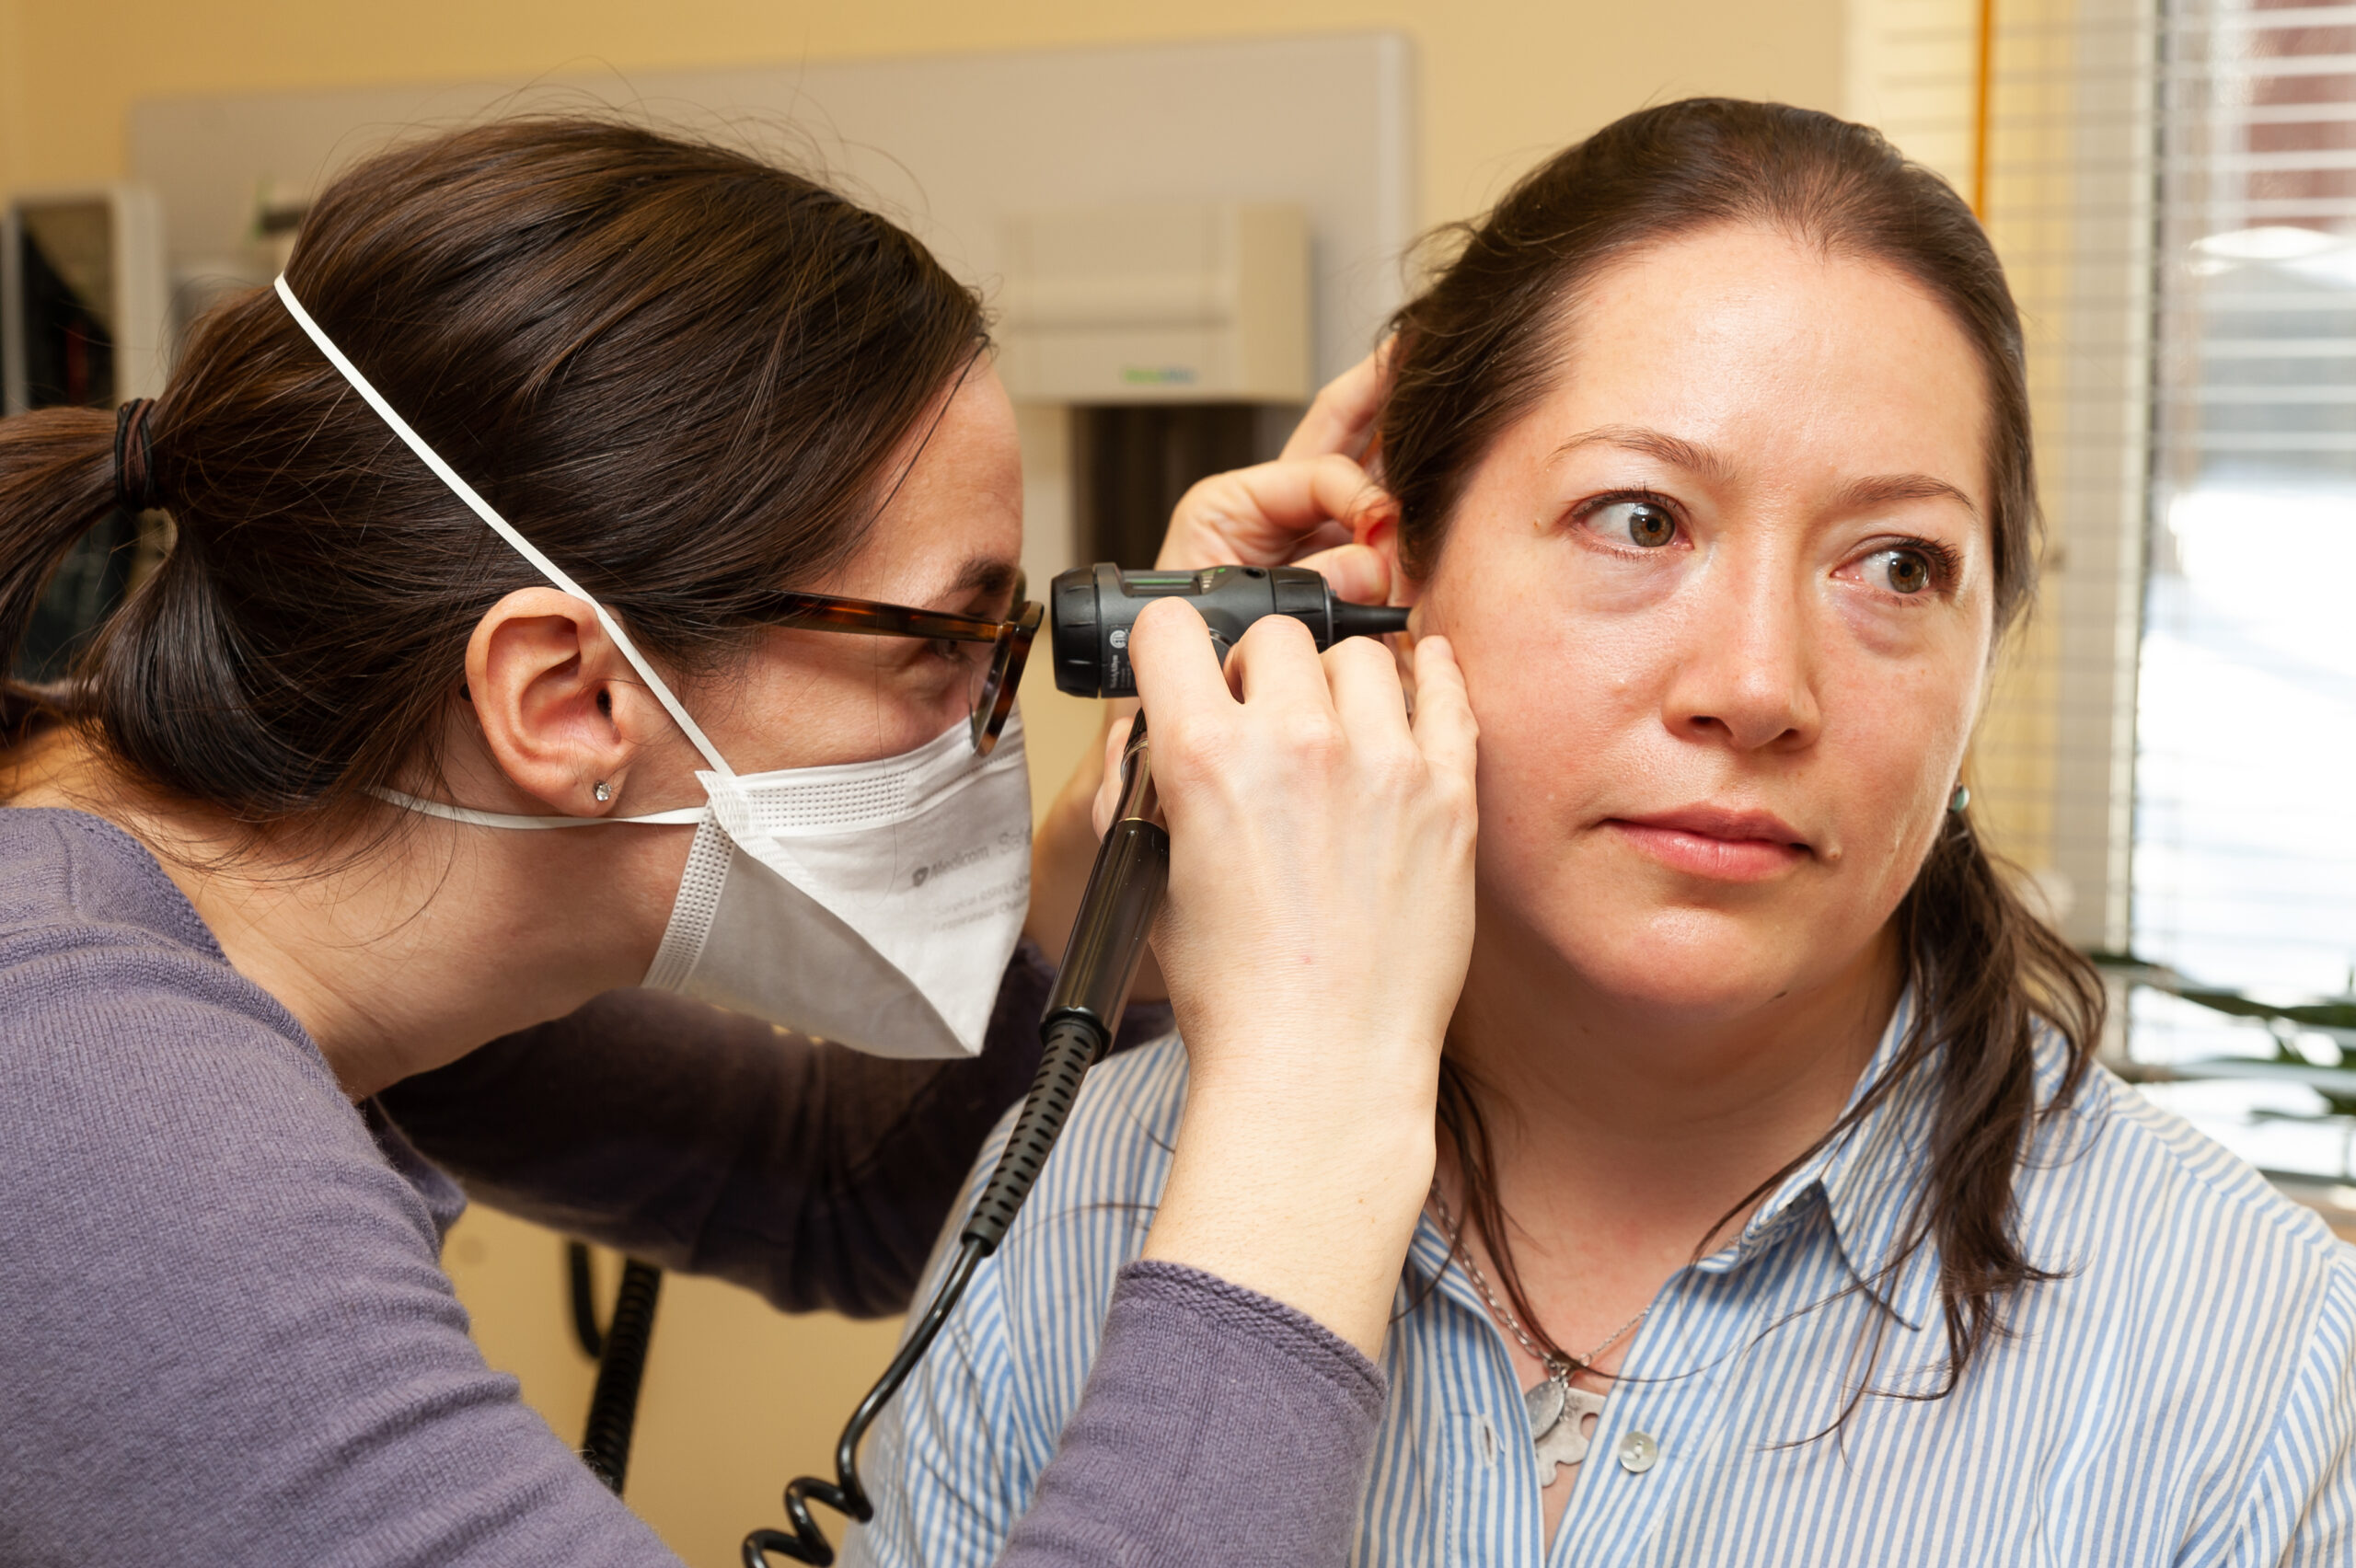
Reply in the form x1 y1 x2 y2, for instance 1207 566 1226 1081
1850 0 2157 960
1854 0 2356 1185
2131 0 2356 1181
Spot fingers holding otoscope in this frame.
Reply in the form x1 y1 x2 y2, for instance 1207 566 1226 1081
1124 596 1480 1358
1160 453 1395 608
1156 345 1400 608
1133 598 1477 1071
1031 346 1402 965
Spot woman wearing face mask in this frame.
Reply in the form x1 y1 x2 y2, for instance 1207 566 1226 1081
854 98 2356 1568
0 120 1478 1564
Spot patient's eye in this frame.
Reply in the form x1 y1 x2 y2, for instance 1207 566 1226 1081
1593 499 1678 548
1866 547 1933 594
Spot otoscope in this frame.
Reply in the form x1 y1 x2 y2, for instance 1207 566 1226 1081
745 565 1409 1567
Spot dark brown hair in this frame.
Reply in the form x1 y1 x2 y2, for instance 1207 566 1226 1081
1389 99 2103 1408
0 117 985 826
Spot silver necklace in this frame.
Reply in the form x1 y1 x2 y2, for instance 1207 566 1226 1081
1429 1184 1650 1486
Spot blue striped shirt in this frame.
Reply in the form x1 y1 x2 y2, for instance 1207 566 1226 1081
847 997 2356 1565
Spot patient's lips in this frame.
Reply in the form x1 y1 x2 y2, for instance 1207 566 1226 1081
1606 804 1811 882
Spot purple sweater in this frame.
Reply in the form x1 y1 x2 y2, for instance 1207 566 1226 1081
0 806 1383 1566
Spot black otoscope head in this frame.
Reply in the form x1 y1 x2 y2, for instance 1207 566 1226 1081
1050 561 1412 698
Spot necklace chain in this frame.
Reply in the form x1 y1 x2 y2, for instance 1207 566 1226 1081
1427 1183 1650 1379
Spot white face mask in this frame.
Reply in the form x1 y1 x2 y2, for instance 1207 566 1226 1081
276 276 1032 1058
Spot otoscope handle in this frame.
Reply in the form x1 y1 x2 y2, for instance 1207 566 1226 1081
1040 820 1168 1028
1042 718 1167 1031
960 717 1168 1254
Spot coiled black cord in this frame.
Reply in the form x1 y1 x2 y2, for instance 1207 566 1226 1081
744 1015 1108 1567
581 1258 664 1493
566 1239 606 1358
959 1016 1106 1252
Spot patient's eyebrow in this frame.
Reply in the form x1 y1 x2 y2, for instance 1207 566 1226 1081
1550 424 1736 486
1553 427 1980 521
1831 472 1979 518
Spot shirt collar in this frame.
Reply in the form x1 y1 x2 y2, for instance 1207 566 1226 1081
1731 987 1946 1332
1404 990 1953 1340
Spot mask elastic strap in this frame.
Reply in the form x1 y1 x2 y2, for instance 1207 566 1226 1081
272 274 734 779
368 785 709 830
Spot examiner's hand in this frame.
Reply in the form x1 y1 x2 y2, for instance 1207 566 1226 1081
1026 348 1400 974
1116 600 1477 1359
1155 346 1397 605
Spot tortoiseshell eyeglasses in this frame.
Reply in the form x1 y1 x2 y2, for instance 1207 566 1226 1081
744 577 1042 755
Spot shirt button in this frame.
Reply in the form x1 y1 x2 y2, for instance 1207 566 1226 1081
1616 1430 1660 1474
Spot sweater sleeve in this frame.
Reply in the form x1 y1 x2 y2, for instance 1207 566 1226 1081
846 1254 1384 1568
380 946 1172 1318
997 1262 1386 1568
0 894 680 1566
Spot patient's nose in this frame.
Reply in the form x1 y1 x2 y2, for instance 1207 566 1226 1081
1662 559 1820 753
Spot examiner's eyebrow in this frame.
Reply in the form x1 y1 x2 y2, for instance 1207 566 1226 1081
1832 473 1980 518
1550 424 1737 485
941 556 1021 603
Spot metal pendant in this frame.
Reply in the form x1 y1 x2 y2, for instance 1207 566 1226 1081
1524 1374 1565 1439
1526 1375 1610 1486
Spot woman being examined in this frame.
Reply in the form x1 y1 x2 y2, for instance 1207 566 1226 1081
0 119 1479 1564
853 98 2356 1566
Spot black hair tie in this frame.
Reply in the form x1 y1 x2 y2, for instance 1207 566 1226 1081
112 398 160 513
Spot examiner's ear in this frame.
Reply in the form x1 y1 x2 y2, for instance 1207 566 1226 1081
463 588 653 816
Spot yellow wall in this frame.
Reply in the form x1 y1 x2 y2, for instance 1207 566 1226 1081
444 1208 908 1568
2 4 1852 1562
3 1 1844 225
0 0 25 192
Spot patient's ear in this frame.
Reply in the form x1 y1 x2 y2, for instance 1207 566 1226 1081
1353 495 1422 607
1349 498 1426 681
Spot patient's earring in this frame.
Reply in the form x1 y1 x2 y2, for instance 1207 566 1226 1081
594 780 612 803
1949 783 1970 814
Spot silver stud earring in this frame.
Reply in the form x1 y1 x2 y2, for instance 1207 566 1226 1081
594 780 612 803
1949 783 1970 814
